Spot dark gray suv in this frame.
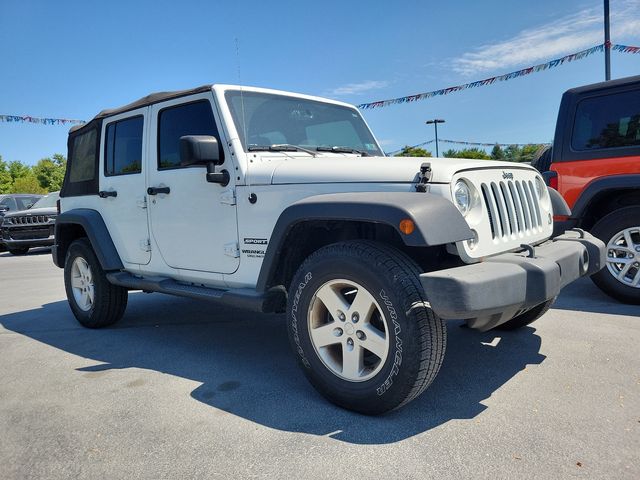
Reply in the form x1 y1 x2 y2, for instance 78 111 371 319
1 192 58 255
0 194 43 251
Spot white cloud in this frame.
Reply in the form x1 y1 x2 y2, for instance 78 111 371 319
327 80 390 96
452 0 640 76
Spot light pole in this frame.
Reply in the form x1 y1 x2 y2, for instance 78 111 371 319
426 119 445 157
604 0 611 81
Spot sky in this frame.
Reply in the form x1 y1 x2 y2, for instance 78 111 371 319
1 0 639 165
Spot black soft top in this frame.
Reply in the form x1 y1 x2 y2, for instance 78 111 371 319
564 74 640 96
69 84 213 134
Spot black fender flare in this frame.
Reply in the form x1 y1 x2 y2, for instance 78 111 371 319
53 208 123 271
255 191 473 292
570 174 640 219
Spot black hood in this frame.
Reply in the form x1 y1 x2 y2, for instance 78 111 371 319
3 206 57 218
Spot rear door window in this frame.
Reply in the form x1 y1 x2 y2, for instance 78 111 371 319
572 89 640 150
105 116 144 176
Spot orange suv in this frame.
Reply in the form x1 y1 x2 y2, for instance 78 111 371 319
535 75 640 304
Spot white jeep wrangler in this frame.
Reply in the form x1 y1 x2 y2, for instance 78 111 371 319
53 85 605 414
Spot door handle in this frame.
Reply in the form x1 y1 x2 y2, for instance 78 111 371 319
98 190 118 198
147 186 170 195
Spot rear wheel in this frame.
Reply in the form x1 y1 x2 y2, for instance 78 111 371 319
8 247 29 255
64 238 128 328
590 206 640 304
287 240 446 415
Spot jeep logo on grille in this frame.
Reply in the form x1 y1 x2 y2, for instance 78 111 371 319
502 171 514 180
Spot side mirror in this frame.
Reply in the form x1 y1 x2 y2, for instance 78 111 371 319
179 135 229 186
0 205 9 213
180 135 222 167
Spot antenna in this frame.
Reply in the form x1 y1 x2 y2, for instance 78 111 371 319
235 37 251 191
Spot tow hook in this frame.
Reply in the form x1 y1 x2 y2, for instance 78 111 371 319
570 228 586 239
415 162 432 192
520 244 536 258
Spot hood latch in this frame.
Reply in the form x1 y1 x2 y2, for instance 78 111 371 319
415 162 432 192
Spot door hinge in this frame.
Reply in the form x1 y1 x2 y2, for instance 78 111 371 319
220 189 236 206
224 242 240 258
137 196 148 209
140 239 151 252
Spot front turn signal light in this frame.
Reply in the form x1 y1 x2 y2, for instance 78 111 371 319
399 219 415 235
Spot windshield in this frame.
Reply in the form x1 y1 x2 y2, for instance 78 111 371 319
31 191 59 209
225 90 383 156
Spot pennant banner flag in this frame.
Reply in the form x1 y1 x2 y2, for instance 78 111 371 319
2 43 639 124
438 138 551 148
0 114 85 126
386 138 550 156
359 43 640 110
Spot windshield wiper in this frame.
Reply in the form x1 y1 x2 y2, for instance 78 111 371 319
316 146 369 156
248 144 318 157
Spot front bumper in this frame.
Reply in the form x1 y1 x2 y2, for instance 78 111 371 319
420 230 605 331
2 237 55 249
1 226 55 250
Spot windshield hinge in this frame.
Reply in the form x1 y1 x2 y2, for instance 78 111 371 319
415 162 432 192
140 239 151 252
220 189 236 206
224 242 240 258
137 196 148 209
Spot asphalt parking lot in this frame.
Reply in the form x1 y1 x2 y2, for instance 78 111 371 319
0 248 638 479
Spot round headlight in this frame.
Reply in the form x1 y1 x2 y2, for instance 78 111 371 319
453 180 471 216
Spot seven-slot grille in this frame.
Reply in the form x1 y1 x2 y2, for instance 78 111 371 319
13 215 50 225
480 179 542 239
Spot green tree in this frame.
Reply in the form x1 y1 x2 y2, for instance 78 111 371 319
395 146 432 157
0 156 12 194
490 144 505 160
519 144 544 163
501 144 547 163
10 173 47 194
443 148 491 159
33 154 66 191
8 160 30 183
503 145 521 162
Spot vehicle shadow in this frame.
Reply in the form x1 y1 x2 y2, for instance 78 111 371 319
552 277 639 316
0 247 52 258
0 293 545 445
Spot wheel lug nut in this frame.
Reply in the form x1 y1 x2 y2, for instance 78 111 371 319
356 330 366 340
333 327 343 337
351 312 359 323
347 338 354 346
338 311 346 321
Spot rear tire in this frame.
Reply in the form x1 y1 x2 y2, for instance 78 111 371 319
590 206 640 304
64 238 128 328
494 297 556 331
287 240 446 415
8 247 29 255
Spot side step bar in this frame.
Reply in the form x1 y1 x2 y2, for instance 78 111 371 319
106 272 286 313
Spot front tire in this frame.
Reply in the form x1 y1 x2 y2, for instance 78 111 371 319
590 206 640 304
64 238 128 328
287 241 446 415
